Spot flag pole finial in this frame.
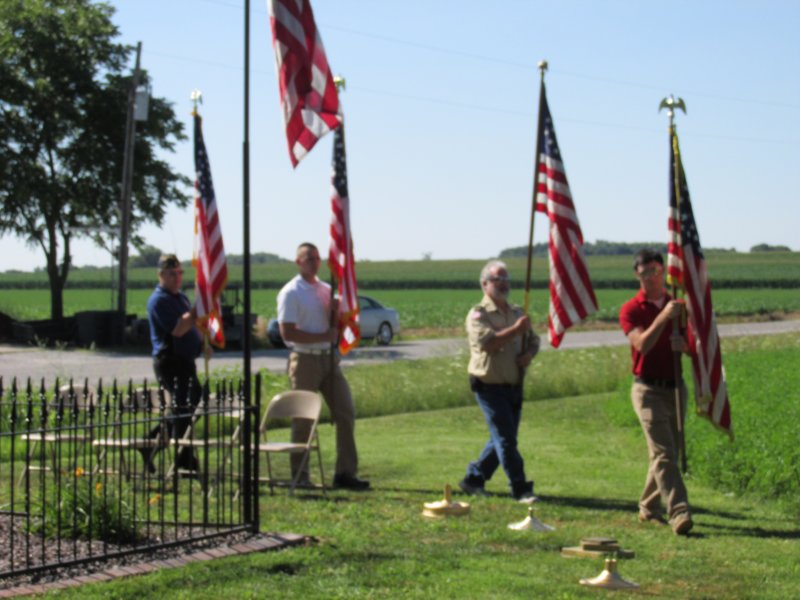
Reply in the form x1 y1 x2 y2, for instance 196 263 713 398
537 60 548 81
191 89 203 115
658 94 686 128
333 75 346 92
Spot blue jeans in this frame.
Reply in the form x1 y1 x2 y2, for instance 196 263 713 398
465 382 532 497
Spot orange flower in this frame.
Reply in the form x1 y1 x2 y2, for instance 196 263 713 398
74 467 85 477
149 494 162 506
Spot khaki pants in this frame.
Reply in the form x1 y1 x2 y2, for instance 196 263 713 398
288 351 358 478
632 382 690 521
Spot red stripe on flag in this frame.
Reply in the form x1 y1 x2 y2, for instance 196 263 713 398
268 0 341 167
193 113 228 349
328 123 360 354
667 129 732 437
533 85 597 347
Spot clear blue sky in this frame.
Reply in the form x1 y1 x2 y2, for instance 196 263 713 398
2 0 798 272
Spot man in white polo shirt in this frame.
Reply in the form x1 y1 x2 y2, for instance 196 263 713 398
276 242 369 490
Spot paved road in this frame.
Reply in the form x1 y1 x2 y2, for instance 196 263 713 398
1 320 798 384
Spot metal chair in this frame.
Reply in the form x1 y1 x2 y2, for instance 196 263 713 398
258 390 326 496
90 386 171 481
16 382 95 486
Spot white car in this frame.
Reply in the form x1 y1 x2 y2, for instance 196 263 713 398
268 295 400 348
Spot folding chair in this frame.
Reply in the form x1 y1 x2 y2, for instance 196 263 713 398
206 395 250 498
17 382 95 486
258 390 326 496
166 396 213 482
91 386 171 481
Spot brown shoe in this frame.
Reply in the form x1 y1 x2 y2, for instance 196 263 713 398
638 512 668 526
671 512 694 535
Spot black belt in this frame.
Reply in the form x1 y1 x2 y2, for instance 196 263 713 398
635 376 678 389
469 376 520 392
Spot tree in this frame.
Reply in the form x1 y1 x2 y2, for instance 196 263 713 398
0 0 190 319
750 243 791 253
129 243 163 268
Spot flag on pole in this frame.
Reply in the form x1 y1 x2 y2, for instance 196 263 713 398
267 0 342 167
193 112 228 348
666 129 732 436
328 123 360 354
533 85 598 347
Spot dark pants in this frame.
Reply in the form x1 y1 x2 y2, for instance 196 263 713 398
464 380 532 498
152 354 202 468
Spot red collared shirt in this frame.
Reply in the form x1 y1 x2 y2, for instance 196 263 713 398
619 289 680 380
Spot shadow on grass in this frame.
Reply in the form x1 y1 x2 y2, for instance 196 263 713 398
698 522 800 540
539 495 800 540
537 494 639 513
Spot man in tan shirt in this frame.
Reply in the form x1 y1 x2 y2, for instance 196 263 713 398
459 260 540 503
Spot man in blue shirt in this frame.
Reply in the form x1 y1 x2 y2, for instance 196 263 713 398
146 254 203 472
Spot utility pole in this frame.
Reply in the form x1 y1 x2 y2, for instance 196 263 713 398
117 41 144 339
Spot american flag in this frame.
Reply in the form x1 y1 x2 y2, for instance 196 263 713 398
328 123 360 354
193 112 228 348
533 84 597 347
666 129 732 436
268 0 342 167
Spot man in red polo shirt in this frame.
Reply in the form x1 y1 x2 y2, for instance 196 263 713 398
619 248 693 535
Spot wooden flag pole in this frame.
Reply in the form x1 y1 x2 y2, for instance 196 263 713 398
523 60 548 316
203 332 210 380
659 95 688 474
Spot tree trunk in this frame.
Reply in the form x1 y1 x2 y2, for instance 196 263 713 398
44 225 70 321
48 272 65 321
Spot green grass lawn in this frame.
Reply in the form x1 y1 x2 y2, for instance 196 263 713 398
36 335 800 599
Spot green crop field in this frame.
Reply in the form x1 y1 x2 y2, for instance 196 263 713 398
1 288 798 332
2 251 799 289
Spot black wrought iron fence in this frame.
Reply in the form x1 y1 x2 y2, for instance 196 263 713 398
0 374 260 578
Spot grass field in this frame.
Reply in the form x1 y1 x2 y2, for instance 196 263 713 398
2 287 799 332
16 332 799 599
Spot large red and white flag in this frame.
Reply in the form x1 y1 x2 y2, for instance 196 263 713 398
193 112 228 348
328 123 360 354
666 129 732 437
267 0 342 167
533 83 598 347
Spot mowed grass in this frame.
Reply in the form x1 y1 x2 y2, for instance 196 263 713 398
2 287 799 331
38 335 800 598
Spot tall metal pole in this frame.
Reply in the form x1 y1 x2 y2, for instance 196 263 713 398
242 0 254 528
118 41 143 332
523 60 548 316
659 94 688 474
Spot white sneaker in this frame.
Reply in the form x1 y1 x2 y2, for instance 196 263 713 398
515 492 539 504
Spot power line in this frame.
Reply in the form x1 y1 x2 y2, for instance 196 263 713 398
165 1 800 111
143 49 797 146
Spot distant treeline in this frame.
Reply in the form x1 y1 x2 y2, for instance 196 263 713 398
79 250 289 270
499 241 791 257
